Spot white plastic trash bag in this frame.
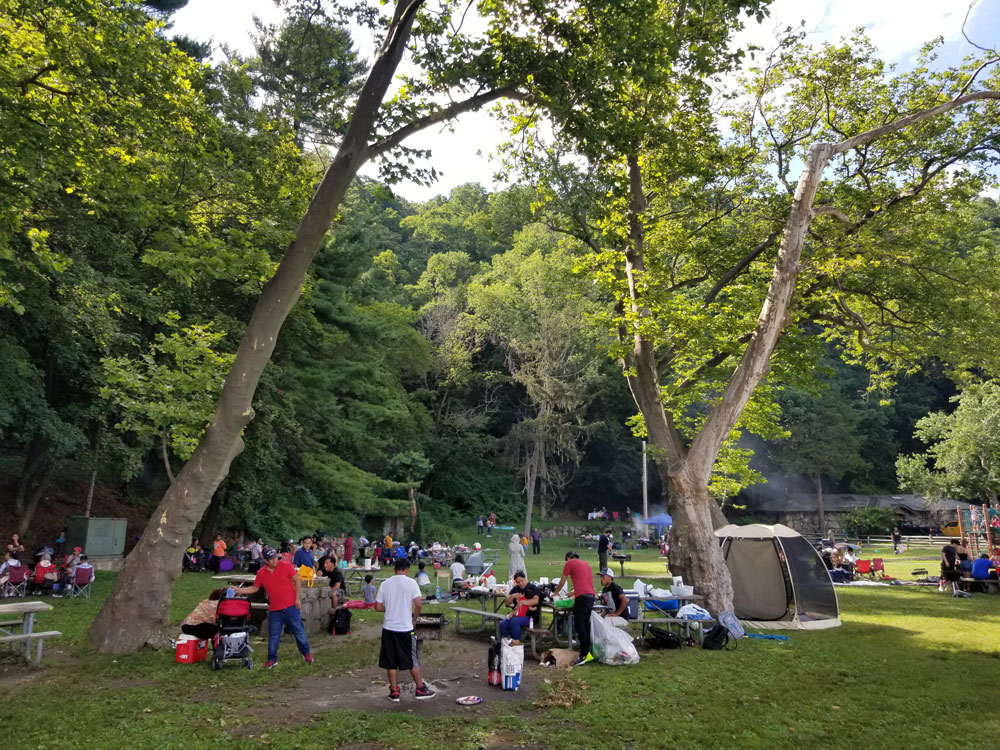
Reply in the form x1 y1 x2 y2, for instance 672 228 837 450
632 578 653 598
501 638 523 690
648 587 672 598
590 614 640 666
676 603 712 621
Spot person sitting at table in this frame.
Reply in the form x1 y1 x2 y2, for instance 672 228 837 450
414 561 432 596
599 568 630 629
499 570 541 645
450 554 466 585
180 587 227 640
971 553 997 583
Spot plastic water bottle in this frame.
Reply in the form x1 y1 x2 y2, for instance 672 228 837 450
435 583 441 600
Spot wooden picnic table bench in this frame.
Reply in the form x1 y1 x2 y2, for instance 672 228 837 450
0 600 56 662
0 630 62 664
451 606 505 635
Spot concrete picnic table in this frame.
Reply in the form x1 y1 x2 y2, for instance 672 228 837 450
0 600 59 663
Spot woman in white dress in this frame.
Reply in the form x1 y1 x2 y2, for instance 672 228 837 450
508 533 526 581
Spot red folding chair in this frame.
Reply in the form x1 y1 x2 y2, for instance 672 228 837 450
855 559 873 578
1 564 29 598
68 566 94 599
872 558 885 579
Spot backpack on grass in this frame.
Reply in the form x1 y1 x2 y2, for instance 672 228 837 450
702 624 734 651
329 607 351 635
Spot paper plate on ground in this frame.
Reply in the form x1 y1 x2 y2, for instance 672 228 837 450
456 696 483 705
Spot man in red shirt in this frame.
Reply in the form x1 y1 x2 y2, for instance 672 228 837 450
553 551 596 666
236 548 313 668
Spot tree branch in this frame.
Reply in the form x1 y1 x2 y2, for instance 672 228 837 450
832 90 1000 156
363 86 525 160
703 230 780 305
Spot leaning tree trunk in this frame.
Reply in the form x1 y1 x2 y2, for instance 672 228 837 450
86 0 427 653
16 434 51 535
664 467 734 616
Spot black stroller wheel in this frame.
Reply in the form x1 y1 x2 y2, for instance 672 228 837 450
243 657 253 669
211 652 222 670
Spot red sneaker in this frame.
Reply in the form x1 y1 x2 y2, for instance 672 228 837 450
303 654 314 664
264 660 278 669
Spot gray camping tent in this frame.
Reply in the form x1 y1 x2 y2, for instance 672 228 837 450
715 523 841 630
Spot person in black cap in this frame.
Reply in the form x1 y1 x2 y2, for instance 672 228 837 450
235 547 313 668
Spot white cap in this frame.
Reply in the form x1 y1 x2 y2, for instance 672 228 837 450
600 568 615 578
473 542 482 550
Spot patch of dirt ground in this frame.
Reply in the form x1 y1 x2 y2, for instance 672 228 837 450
233 621 556 735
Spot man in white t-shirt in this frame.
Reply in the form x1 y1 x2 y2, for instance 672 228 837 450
375 558 435 702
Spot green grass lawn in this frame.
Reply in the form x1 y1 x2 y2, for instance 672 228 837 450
2 535 998 750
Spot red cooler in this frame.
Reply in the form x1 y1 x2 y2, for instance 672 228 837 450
175 637 208 663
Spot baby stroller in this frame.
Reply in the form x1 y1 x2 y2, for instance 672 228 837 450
183 548 203 573
211 596 255 670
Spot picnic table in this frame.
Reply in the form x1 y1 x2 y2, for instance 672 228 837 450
211 574 257 585
0 600 60 663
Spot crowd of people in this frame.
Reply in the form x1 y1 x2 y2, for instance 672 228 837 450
1 531 95 597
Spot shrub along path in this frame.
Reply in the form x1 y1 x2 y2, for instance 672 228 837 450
1 535 998 749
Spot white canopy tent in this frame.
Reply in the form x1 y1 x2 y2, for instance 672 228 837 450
715 523 841 631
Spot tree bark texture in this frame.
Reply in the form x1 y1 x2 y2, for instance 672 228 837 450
664 468 734 615
86 0 426 653
16 433 51 535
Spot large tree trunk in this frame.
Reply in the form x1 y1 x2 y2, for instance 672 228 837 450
409 486 417 532
86 0 427 653
16 434 51 535
664 467 734 615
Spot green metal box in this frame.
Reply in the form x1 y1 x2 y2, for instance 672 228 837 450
66 516 127 558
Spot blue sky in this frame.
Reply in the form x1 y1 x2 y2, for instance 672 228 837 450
172 0 1000 201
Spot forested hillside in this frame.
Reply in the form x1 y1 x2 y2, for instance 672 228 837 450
2 0 998 559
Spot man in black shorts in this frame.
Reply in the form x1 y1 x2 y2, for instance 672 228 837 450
375 558 435 701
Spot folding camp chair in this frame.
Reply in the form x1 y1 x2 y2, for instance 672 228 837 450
68 566 94 599
1 564 29 598
855 559 873 578
871 558 885 579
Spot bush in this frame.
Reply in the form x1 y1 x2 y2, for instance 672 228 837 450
841 506 895 537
